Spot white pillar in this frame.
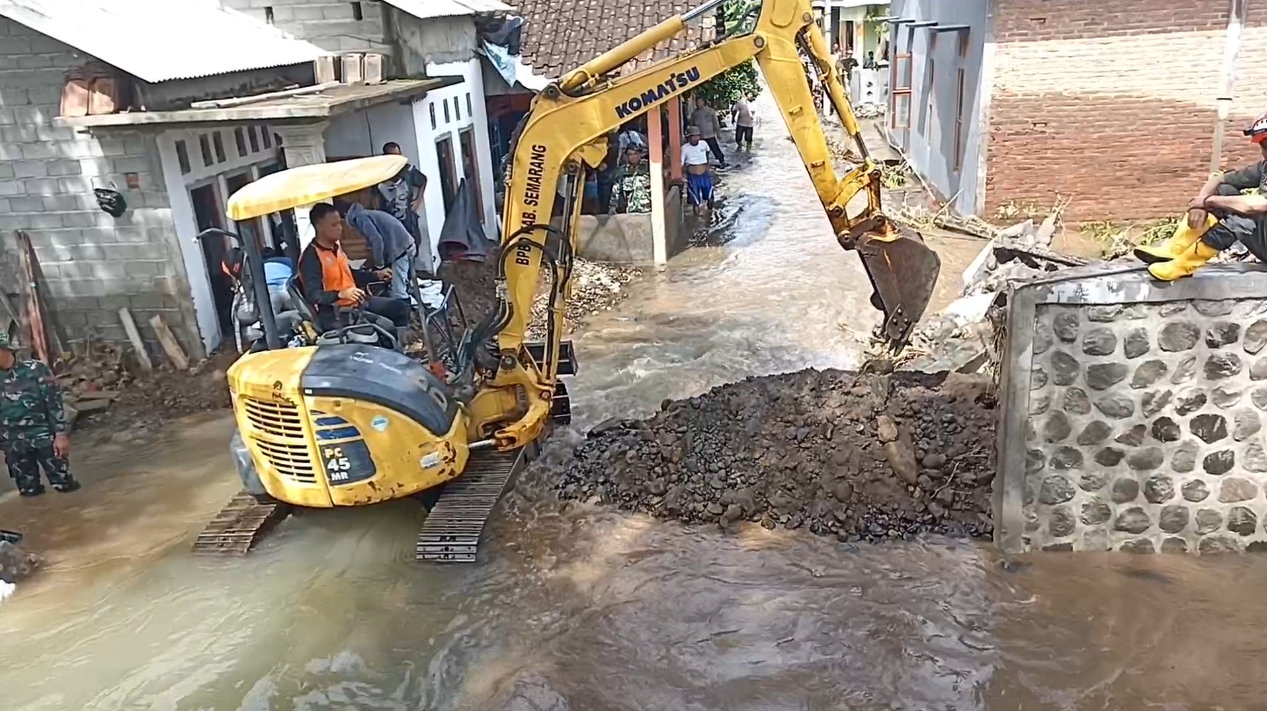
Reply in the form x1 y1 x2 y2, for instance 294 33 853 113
648 105 667 267
273 122 329 248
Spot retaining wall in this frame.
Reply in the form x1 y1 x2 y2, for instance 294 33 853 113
996 264 1267 554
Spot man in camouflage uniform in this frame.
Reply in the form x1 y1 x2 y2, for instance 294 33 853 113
0 332 79 497
608 145 653 214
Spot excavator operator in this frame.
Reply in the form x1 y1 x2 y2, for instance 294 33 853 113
1137 111 1267 279
297 202 408 334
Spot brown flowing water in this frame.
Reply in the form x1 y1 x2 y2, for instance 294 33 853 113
1 97 1265 710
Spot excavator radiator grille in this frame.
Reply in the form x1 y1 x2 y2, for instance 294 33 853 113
242 397 305 437
240 396 317 484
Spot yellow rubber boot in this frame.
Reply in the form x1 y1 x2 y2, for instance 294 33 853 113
1134 215 1216 264
1147 240 1220 281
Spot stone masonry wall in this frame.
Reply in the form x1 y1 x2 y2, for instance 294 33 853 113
1025 298 1267 554
987 0 1267 222
0 18 200 354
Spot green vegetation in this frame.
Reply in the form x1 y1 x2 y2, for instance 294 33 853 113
696 1 763 108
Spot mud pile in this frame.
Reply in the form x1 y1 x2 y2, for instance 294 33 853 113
554 370 998 542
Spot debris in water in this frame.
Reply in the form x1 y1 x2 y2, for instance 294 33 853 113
0 540 42 586
551 369 996 543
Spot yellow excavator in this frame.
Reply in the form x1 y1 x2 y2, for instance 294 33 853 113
192 0 941 562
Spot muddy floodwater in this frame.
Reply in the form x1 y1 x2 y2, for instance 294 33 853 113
2 98 1265 710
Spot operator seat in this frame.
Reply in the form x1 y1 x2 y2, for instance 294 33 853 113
286 273 319 328
289 274 385 348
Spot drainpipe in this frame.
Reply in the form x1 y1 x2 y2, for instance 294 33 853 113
1210 0 1247 173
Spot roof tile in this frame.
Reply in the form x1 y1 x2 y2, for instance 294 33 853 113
509 0 716 79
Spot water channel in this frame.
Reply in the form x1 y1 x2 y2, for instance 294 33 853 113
0 96 1263 710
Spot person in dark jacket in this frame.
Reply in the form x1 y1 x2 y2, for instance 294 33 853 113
333 198 417 302
297 203 408 332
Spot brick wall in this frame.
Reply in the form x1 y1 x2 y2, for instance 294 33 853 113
222 0 391 53
0 18 199 354
985 0 1262 222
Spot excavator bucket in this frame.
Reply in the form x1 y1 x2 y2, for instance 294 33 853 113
853 221 941 352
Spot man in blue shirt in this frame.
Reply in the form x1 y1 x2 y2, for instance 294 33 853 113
334 199 416 302
261 248 295 313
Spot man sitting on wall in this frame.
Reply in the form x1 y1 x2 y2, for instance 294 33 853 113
298 203 409 335
1137 111 1267 280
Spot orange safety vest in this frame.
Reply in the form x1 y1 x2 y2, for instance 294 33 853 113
314 243 358 307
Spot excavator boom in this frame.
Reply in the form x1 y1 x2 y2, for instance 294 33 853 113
479 0 942 450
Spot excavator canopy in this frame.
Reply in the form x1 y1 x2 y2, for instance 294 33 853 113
226 154 407 221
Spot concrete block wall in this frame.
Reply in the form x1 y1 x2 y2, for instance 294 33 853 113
222 0 391 54
0 18 199 354
985 0 1266 222
996 264 1267 556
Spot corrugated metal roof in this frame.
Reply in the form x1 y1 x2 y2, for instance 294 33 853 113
383 0 511 20
0 0 327 83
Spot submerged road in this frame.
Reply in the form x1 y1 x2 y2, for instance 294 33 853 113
1 94 1264 710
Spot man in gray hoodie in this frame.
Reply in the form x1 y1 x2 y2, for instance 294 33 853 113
334 199 418 301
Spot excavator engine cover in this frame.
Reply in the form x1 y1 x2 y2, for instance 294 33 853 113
851 221 941 351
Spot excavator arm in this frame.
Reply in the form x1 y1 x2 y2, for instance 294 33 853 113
469 0 941 450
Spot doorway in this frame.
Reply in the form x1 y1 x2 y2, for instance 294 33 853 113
458 127 483 221
190 183 233 335
436 134 458 213
225 172 264 254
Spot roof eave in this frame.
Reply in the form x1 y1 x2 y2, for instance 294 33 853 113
54 77 461 130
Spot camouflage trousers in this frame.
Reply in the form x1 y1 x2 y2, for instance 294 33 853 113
3 442 76 496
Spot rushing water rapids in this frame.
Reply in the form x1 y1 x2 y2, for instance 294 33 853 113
0 96 1263 711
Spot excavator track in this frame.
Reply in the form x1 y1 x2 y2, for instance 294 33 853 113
192 491 292 556
416 448 527 563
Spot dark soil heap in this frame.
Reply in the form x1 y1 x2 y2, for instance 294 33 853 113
555 370 998 542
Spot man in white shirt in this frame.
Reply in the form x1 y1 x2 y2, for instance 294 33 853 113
732 93 755 151
681 125 714 215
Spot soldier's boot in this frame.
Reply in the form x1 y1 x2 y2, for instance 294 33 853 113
53 478 80 493
1148 240 1221 281
1134 215 1215 264
8 452 44 497
40 450 79 493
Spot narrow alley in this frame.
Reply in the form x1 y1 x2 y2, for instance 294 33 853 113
1 93 1265 711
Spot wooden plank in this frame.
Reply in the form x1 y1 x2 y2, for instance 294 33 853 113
24 237 69 358
117 307 152 372
14 231 47 363
148 314 190 370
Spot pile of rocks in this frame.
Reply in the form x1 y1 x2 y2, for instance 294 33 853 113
56 341 131 425
552 369 997 542
54 343 233 436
